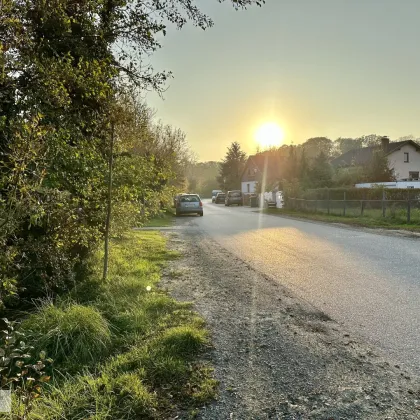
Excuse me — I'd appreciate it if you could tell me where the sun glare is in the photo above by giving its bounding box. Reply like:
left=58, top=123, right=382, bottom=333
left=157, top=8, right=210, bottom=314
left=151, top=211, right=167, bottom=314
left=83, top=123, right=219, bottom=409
left=255, top=122, right=285, bottom=149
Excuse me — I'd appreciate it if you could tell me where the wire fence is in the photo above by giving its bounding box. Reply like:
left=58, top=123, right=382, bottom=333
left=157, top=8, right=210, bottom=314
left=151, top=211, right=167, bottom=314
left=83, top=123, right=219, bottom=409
left=288, top=191, right=420, bottom=224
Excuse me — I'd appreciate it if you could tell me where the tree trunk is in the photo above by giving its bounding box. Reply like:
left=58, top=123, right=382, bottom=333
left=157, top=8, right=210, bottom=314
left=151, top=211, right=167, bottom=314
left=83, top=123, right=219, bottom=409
left=103, top=121, right=115, bottom=281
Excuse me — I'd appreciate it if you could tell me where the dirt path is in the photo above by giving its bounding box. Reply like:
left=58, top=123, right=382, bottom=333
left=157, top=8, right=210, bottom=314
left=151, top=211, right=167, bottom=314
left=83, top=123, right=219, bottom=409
left=160, top=228, right=420, bottom=420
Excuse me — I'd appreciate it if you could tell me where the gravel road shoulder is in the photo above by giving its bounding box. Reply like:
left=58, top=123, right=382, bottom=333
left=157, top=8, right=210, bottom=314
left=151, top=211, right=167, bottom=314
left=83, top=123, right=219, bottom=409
left=160, top=228, right=420, bottom=420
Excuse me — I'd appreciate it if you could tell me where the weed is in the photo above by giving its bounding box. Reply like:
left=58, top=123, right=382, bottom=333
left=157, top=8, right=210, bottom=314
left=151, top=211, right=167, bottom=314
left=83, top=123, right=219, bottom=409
left=169, top=268, right=185, bottom=278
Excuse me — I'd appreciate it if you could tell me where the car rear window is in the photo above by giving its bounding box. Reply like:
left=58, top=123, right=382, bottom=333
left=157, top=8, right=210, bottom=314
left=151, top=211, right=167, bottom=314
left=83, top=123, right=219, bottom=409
left=229, top=192, right=242, bottom=197
left=180, top=195, right=199, bottom=202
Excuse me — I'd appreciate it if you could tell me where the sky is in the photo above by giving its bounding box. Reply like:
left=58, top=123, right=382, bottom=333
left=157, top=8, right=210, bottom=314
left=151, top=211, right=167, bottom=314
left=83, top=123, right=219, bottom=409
left=145, top=0, right=420, bottom=161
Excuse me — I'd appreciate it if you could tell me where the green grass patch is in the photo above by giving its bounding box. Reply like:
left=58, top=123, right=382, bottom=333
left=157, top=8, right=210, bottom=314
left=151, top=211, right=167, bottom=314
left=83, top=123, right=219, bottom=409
left=17, top=231, right=216, bottom=419
left=144, top=210, right=175, bottom=227
left=21, top=302, right=112, bottom=370
left=263, top=208, right=420, bottom=231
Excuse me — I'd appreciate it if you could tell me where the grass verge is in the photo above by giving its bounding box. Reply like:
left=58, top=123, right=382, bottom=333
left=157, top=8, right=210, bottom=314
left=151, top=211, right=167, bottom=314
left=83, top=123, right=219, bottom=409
left=263, top=208, right=420, bottom=232
left=13, top=231, right=216, bottom=419
left=144, top=210, right=175, bottom=227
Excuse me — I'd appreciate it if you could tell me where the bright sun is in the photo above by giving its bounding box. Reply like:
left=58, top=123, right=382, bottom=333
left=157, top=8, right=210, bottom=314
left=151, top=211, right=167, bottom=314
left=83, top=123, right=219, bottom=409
left=255, top=122, right=285, bottom=148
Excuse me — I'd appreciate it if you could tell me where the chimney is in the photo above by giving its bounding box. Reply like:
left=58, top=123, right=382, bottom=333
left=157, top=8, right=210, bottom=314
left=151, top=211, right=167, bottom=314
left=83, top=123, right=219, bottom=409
left=381, top=136, right=389, bottom=151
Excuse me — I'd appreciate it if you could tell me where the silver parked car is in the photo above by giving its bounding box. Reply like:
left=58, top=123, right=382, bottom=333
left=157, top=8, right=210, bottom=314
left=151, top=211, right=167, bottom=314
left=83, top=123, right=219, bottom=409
left=225, top=190, right=243, bottom=206
left=175, top=194, right=204, bottom=217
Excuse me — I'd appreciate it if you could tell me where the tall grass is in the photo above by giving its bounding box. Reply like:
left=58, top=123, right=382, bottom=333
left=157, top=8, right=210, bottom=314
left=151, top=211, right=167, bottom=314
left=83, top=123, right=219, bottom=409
left=21, top=303, right=111, bottom=368
left=21, top=231, right=216, bottom=419
left=30, top=372, right=157, bottom=420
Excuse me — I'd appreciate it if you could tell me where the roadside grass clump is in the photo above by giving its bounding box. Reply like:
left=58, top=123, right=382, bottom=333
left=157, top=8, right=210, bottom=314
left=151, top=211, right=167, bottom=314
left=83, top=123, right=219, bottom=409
left=21, top=302, right=111, bottom=369
left=30, top=372, right=157, bottom=420
left=155, top=325, right=208, bottom=359
left=13, top=231, right=217, bottom=419
left=139, top=325, right=209, bottom=388
left=99, top=294, right=186, bottom=345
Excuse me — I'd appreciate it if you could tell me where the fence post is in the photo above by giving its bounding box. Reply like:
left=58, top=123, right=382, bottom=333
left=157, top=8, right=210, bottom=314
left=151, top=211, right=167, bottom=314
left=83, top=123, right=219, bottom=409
left=327, top=189, right=330, bottom=215
left=407, top=200, right=411, bottom=223
left=361, top=200, right=364, bottom=216
left=343, top=191, right=346, bottom=216
left=382, top=189, right=386, bottom=217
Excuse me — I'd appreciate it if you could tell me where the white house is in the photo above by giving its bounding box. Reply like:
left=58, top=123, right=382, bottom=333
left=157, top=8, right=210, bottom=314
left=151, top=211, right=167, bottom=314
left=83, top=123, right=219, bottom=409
left=331, top=137, right=420, bottom=181
left=240, top=152, right=285, bottom=207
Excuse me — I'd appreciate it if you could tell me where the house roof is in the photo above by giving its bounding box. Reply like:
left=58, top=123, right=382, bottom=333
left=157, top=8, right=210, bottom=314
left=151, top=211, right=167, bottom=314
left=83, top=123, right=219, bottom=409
left=331, top=140, right=420, bottom=167
left=241, top=152, right=285, bottom=182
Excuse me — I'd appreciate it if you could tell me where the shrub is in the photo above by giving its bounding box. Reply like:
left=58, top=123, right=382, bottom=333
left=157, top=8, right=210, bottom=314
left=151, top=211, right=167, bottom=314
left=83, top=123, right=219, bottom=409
left=0, top=318, right=53, bottom=420
left=21, top=303, right=111, bottom=368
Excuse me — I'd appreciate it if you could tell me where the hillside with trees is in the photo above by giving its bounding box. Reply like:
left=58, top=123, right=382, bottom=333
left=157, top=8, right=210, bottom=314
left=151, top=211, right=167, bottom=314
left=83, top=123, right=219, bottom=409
left=185, top=161, right=220, bottom=198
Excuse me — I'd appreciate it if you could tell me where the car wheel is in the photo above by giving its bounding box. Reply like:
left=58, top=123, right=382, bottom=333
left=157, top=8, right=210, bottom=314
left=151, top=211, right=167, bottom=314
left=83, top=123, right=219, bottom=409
left=175, top=211, right=180, bottom=217
left=199, top=212, right=204, bottom=217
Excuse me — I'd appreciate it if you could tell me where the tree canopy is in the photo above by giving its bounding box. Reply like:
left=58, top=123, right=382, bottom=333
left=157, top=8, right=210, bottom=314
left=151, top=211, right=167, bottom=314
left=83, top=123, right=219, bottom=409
left=0, top=0, right=264, bottom=309
left=218, top=142, right=247, bottom=191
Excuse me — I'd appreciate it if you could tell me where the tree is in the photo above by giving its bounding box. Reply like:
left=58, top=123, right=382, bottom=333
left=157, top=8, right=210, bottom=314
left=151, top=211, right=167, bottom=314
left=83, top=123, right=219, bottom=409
left=359, top=134, right=384, bottom=148
left=281, top=145, right=299, bottom=182
left=302, top=137, right=333, bottom=160
left=217, top=142, right=247, bottom=191
left=0, top=0, right=265, bottom=309
left=333, top=137, right=363, bottom=156
left=307, top=151, right=333, bottom=188
left=299, top=148, right=310, bottom=187
left=364, top=150, right=395, bottom=182
left=185, top=161, right=220, bottom=197
left=333, top=166, right=365, bottom=187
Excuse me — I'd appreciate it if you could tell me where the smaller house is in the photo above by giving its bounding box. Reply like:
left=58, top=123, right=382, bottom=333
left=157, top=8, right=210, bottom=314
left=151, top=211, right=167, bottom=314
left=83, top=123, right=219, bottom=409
left=331, top=137, right=420, bottom=181
left=241, top=151, right=285, bottom=206
left=241, top=154, right=264, bottom=195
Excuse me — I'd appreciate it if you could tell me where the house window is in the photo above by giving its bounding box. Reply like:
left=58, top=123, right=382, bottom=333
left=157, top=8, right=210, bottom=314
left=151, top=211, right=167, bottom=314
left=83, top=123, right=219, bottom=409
left=247, top=183, right=250, bottom=193
left=409, top=171, right=419, bottom=180
left=404, top=152, right=409, bottom=163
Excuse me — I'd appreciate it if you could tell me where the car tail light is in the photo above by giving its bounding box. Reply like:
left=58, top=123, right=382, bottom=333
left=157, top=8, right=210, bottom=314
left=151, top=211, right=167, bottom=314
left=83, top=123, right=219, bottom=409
left=199, top=201, right=203, bottom=207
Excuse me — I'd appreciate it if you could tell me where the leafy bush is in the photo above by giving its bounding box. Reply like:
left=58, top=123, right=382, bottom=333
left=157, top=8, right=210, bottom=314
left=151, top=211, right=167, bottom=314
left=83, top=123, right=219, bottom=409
left=0, top=318, right=53, bottom=420
left=21, top=303, right=111, bottom=368
left=281, top=179, right=302, bottom=207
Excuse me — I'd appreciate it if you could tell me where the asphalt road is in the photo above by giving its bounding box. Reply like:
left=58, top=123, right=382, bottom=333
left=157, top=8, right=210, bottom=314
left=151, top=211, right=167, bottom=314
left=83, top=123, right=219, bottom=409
left=176, top=199, right=420, bottom=374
